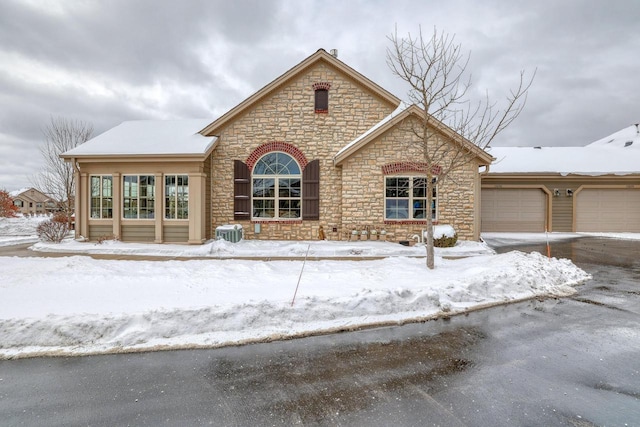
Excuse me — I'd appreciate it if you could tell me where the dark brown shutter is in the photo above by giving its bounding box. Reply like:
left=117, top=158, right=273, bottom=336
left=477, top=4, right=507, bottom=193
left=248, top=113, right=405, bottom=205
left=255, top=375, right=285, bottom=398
left=314, top=89, right=328, bottom=112
left=234, top=160, right=251, bottom=220
left=302, top=159, right=320, bottom=220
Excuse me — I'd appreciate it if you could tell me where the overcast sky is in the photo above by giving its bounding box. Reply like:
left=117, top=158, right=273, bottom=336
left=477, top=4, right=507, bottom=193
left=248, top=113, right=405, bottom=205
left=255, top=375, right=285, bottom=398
left=2, top=0, right=639, bottom=191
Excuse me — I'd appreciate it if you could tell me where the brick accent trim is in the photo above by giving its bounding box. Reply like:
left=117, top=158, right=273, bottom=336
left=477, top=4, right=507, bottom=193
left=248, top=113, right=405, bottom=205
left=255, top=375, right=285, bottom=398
left=246, top=142, right=309, bottom=170
left=382, top=162, right=441, bottom=176
left=252, top=220, right=302, bottom=225
left=312, top=82, right=332, bottom=91
left=384, top=220, right=439, bottom=225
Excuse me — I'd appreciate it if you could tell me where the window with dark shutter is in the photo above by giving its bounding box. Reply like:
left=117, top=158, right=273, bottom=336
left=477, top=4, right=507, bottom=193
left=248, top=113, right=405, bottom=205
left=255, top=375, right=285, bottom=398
left=302, top=159, right=320, bottom=220
left=234, top=160, right=251, bottom=220
left=314, top=89, right=328, bottom=113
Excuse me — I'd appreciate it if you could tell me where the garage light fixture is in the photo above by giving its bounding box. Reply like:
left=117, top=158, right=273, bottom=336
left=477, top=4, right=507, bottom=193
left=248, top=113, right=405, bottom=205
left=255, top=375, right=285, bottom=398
left=566, top=189, right=573, bottom=197
left=553, top=189, right=561, bottom=197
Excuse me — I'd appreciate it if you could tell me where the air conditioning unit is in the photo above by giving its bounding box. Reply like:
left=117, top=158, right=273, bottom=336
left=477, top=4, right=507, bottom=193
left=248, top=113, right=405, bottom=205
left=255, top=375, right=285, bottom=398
left=215, top=224, right=243, bottom=243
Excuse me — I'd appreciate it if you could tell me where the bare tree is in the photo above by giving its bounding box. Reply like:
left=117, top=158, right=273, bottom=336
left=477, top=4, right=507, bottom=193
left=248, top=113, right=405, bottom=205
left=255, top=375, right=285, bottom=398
left=387, top=26, right=535, bottom=269
left=31, top=117, right=93, bottom=222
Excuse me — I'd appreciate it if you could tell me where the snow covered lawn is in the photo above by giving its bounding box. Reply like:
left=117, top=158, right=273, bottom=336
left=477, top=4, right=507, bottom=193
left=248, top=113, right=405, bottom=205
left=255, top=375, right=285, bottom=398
left=0, top=217, right=592, bottom=359
left=0, top=215, right=49, bottom=247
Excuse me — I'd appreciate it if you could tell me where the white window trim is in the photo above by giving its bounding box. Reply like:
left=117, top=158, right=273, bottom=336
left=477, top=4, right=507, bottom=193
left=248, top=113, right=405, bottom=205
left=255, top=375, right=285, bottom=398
left=384, top=175, right=438, bottom=221
left=251, top=152, right=302, bottom=220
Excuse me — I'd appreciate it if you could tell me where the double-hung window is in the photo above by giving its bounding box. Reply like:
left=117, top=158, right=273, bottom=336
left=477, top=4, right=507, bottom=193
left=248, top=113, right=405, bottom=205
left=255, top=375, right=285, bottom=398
left=90, top=175, right=113, bottom=219
left=385, top=176, right=437, bottom=220
left=165, top=175, right=189, bottom=219
left=123, top=175, right=155, bottom=219
left=252, top=152, right=301, bottom=219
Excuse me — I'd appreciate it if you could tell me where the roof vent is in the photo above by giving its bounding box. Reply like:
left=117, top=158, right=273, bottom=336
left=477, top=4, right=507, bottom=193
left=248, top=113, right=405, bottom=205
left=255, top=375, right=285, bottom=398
left=625, top=141, right=633, bottom=147
left=330, top=49, right=338, bottom=58
left=635, top=123, right=639, bottom=134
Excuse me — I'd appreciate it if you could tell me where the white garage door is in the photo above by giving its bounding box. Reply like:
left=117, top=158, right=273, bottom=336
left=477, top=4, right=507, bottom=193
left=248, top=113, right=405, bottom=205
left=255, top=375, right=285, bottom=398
left=576, top=188, right=640, bottom=232
left=482, top=188, right=546, bottom=232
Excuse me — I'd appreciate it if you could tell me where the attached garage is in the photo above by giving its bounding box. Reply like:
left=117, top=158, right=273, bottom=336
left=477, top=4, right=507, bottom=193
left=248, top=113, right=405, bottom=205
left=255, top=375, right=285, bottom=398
left=483, top=131, right=640, bottom=234
left=481, top=188, right=547, bottom=232
left=575, top=188, right=640, bottom=232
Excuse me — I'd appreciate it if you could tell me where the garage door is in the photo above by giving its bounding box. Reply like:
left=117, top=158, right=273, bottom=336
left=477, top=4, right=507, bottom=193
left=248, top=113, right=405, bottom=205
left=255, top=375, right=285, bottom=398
left=576, top=188, right=640, bottom=232
left=482, top=188, right=546, bottom=232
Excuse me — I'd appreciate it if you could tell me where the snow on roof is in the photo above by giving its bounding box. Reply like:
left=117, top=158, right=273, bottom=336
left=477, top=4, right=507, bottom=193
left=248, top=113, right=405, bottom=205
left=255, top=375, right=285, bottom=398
left=9, top=188, right=30, bottom=197
left=335, top=102, right=409, bottom=158
left=488, top=146, right=640, bottom=175
left=586, top=123, right=640, bottom=149
left=62, top=119, right=217, bottom=157
left=488, top=122, right=640, bottom=176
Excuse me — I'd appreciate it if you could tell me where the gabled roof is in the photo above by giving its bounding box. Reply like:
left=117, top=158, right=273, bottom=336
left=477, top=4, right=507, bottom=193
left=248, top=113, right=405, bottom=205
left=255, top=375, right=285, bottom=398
left=586, top=123, right=640, bottom=149
left=334, top=103, right=494, bottom=166
left=61, top=119, right=217, bottom=160
left=199, top=49, right=401, bottom=136
left=9, top=188, right=51, bottom=202
left=9, top=188, right=31, bottom=198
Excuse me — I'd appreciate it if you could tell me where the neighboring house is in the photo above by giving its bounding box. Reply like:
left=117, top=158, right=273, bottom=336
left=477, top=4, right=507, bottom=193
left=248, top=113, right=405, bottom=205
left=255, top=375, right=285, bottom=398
left=482, top=124, right=640, bottom=233
left=10, top=188, right=56, bottom=215
left=61, top=49, right=493, bottom=244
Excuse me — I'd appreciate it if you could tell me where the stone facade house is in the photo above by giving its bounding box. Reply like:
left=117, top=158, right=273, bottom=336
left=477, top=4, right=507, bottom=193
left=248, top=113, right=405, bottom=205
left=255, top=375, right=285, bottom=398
left=62, top=49, right=493, bottom=244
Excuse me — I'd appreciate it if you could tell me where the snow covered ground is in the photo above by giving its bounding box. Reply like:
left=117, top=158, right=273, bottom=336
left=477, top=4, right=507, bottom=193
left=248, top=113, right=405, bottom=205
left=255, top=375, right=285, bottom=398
left=0, top=216, right=595, bottom=359
left=0, top=215, right=50, bottom=247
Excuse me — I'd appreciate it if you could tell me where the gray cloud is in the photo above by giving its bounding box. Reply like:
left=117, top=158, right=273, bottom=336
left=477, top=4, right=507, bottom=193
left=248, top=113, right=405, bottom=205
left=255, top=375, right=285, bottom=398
left=1, top=0, right=639, bottom=190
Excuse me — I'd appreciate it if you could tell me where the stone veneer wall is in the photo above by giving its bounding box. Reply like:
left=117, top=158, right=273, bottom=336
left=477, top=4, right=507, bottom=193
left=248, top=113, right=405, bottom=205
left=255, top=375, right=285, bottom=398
left=340, top=118, right=480, bottom=241
left=209, top=61, right=397, bottom=240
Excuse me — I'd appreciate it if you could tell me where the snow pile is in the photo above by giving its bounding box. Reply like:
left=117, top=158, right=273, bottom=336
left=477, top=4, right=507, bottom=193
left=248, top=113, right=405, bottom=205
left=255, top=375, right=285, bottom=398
left=0, top=215, right=49, bottom=247
left=431, top=224, right=456, bottom=239
left=0, top=249, right=589, bottom=359
left=0, top=217, right=592, bottom=358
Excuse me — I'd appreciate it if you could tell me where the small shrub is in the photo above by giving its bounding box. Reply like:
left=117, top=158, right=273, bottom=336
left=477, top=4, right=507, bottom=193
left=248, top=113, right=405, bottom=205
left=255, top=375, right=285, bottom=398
left=37, top=216, right=69, bottom=243
left=96, top=234, right=119, bottom=244
left=434, top=233, right=458, bottom=248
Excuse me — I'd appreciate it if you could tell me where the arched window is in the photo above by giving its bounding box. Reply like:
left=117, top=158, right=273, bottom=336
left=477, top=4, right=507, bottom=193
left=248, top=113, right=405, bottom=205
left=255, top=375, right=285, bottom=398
left=252, top=152, right=302, bottom=219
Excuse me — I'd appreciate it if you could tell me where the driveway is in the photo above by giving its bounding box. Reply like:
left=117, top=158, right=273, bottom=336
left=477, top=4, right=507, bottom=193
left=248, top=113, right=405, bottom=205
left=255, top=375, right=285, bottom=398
left=0, top=237, right=638, bottom=426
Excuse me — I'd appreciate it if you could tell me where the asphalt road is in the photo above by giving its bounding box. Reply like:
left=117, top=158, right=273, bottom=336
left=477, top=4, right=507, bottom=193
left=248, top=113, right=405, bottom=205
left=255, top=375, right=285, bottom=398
left=0, top=237, right=639, bottom=426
